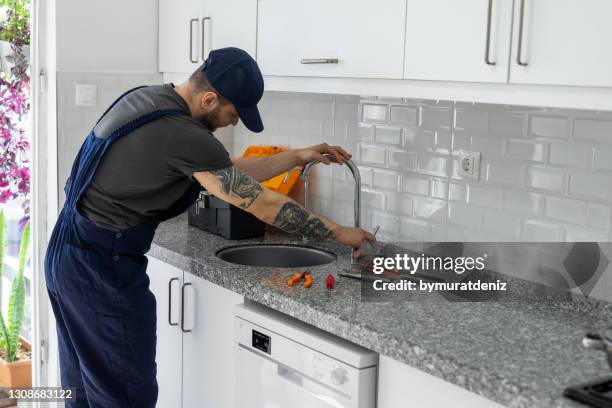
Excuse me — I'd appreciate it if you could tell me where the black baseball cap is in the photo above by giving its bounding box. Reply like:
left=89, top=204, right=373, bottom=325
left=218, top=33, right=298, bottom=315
left=201, top=47, right=264, bottom=133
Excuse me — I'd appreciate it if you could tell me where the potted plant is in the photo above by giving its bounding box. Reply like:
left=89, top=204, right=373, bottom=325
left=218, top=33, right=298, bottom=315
left=0, top=0, right=29, bottom=76
left=0, top=211, right=31, bottom=387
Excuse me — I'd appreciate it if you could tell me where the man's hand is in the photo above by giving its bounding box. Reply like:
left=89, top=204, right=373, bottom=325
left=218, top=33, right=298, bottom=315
left=295, top=143, right=352, bottom=166
left=331, top=226, right=376, bottom=250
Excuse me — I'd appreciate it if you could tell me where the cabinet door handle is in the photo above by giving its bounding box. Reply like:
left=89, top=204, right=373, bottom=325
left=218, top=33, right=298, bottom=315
left=189, top=18, right=198, bottom=63
left=516, top=0, right=528, bottom=66
left=201, top=17, right=211, bottom=61
left=168, top=277, right=179, bottom=326
left=181, top=282, right=192, bottom=333
left=484, top=0, right=496, bottom=65
left=300, top=58, right=339, bottom=64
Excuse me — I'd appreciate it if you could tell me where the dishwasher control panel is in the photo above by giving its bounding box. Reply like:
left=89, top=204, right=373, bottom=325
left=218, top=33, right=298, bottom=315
left=252, top=329, right=271, bottom=354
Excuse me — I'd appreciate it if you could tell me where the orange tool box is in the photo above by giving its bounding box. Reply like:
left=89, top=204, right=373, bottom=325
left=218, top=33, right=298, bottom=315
left=241, top=145, right=303, bottom=196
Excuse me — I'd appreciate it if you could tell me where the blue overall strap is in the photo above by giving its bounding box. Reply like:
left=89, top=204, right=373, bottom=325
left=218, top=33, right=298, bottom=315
left=62, top=85, right=148, bottom=198
left=94, top=85, right=147, bottom=125
left=64, top=108, right=186, bottom=208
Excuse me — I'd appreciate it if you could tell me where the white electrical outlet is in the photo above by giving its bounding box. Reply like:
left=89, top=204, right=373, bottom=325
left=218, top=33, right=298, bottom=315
left=75, top=83, right=98, bottom=107
left=456, top=150, right=481, bottom=180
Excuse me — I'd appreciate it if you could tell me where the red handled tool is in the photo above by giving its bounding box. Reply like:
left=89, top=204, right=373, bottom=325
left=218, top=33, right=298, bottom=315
left=326, top=274, right=335, bottom=290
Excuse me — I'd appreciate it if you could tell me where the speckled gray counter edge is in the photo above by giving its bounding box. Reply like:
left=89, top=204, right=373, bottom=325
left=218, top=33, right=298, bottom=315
left=149, top=218, right=611, bottom=408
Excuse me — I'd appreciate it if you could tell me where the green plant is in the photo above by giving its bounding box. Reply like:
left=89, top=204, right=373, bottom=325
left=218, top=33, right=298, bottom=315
left=0, top=210, right=29, bottom=362
left=0, top=0, right=29, bottom=45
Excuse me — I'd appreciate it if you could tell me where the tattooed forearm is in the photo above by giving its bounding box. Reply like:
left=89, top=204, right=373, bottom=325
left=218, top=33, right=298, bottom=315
left=273, top=202, right=332, bottom=240
left=210, top=166, right=263, bottom=209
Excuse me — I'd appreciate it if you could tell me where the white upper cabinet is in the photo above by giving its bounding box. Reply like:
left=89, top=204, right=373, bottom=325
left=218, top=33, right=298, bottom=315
left=201, top=0, right=258, bottom=60
left=158, top=0, right=203, bottom=73
left=509, top=0, right=612, bottom=87
left=404, top=0, right=513, bottom=83
left=159, top=0, right=257, bottom=73
left=256, top=0, right=407, bottom=79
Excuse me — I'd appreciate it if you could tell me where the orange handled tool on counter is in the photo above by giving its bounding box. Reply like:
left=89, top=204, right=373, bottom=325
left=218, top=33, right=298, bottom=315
left=287, top=272, right=313, bottom=288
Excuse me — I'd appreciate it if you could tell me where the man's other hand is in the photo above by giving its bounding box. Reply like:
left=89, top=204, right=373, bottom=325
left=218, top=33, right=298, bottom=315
left=295, top=143, right=352, bottom=166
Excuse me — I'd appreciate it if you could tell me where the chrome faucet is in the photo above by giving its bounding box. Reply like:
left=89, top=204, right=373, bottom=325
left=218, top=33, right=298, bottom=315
left=300, top=153, right=361, bottom=228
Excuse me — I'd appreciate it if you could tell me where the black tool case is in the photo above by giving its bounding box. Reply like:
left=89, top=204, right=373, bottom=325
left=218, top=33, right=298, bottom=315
left=187, top=190, right=265, bottom=240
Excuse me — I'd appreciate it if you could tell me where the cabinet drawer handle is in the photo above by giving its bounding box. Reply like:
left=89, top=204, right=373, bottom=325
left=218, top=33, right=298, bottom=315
left=201, top=17, right=211, bottom=61
left=181, top=282, right=192, bottom=333
left=300, top=58, right=339, bottom=64
left=484, top=0, right=496, bottom=65
left=189, top=18, right=198, bottom=63
left=168, top=277, right=179, bottom=326
left=516, top=0, right=528, bottom=66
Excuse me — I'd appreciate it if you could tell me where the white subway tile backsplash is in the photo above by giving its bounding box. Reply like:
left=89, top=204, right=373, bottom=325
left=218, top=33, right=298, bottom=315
left=506, top=140, right=546, bottom=162
left=467, top=184, right=502, bottom=209
left=587, top=203, right=611, bottom=231
left=404, top=128, right=436, bottom=150
left=233, top=91, right=612, bottom=244
left=431, top=179, right=449, bottom=199
left=270, top=96, right=292, bottom=115
left=374, top=126, right=402, bottom=145
left=370, top=211, right=399, bottom=236
left=399, top=195, right=414, bottom=215
left=449, top=182, right=468, bottom=203
left=544, top=197, right=586, bottom=225
left=361, top=189, right=386, bottom=211
left=593, top=147, right=612, bottom=171
left=414, top=198, right=446, bottom=222
left=417, top=154, right=448, bottom=177
left=568, top=171, right=612, bottom=202
left=362, top=104, right=387, bottom=122
left=526, top=167, right=566, bottom=192
left=387, top=149, right=417, bottom=170
left=490, top=112, right=525, bottom=137
left=372, top=169, right=400, bottom=191
left=549, top=143, right=592, bottom=169
left=358, top=143, right=386, bottom=166
left=448, top=202, right=482, bottom=228
left=483, top=210, right=520, bottom=238
left=335, top=102, right=359, bottom=120
left=485, top=162, right=524, bottom=187
left=454, top=107, right=488, bottom=131
left=471, top=135, right=504, bottom=159
left=574, top=118, right=612, bottom=143
left=390, top=106, right=418, bottom=125
left=358, top=124, right=373, bottom=141
left=564, top=228, right=609, bottom=242
left=420, top=106, right=452, bottom=131
left=402, top=174, right=431, bottom=196
left=529, top=115, right=569, bottom=139
left=503, top=186, right=543, bottom=217
left=452, top=130, right=471, bottom=150
left=521, top=220, right=562, bottom=241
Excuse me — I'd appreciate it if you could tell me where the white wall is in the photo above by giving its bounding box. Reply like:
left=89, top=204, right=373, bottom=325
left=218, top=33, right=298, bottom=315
left=234, top=91, right=612, bottom=302
left=56, top=0, right=158, bottom=72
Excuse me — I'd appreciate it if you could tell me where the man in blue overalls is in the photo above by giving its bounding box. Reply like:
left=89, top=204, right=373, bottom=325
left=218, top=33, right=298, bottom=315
left=45, top=47, right=375, bottom=407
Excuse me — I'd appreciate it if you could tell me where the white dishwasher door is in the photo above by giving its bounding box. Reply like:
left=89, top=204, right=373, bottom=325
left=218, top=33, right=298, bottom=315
left=235, top=303, right=377, bottom=408
left=237, top=346, right=352, bottom=408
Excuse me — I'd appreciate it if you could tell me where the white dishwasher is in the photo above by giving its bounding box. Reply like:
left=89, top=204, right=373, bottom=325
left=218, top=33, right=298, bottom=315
left=235, top=303, right=378, bottom=408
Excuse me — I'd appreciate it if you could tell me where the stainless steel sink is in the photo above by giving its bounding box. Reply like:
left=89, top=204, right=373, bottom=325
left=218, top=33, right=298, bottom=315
left=216, top=244, right=337, bottom=268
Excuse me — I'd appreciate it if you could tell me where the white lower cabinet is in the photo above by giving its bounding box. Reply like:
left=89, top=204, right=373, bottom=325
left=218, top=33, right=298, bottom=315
left=377, top=354, right=504, bottom=408
left=181, top=274, right=244, bottom=408
left=147, top=257, right=244, bottom=408
left=147, top=256, right=184, bottom=408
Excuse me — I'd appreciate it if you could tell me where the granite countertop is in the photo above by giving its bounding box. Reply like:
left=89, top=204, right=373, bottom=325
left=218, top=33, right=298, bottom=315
left=149, top=213, right=612, bottom=408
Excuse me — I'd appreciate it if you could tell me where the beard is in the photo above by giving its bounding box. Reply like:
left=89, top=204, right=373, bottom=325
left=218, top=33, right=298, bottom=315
left=197, top=107, right=222, bottom=132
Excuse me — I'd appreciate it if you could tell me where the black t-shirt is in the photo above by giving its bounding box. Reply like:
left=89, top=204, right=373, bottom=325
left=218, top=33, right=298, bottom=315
left=77, top=84, right=233, bottom=230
